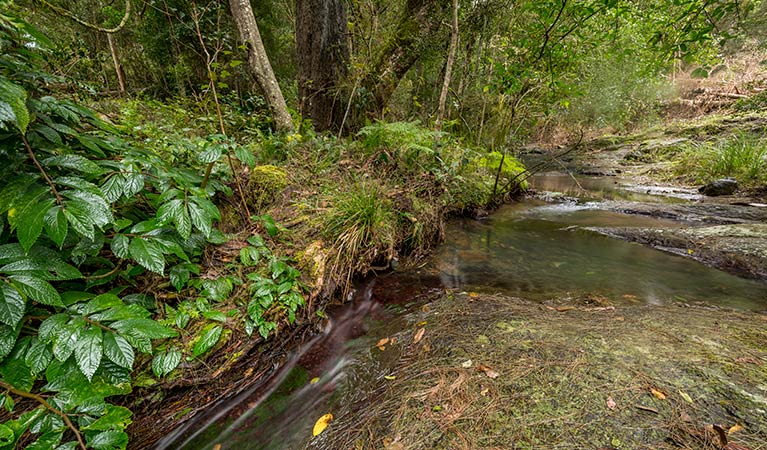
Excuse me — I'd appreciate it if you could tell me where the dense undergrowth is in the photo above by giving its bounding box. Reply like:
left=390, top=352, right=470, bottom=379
left=0, top=13, right=525, bottom=449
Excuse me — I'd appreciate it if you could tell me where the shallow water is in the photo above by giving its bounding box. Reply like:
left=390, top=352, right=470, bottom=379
left=157, top=174, right=767, bottom=449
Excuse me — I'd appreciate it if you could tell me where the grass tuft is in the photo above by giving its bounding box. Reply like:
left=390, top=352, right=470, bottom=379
left=675, top=133, right=767, bottom=187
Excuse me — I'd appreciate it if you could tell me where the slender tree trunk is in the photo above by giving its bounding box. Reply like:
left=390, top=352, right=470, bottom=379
left=435, top=0, right=458, bottom=130
left=106, top=32, right=126, bottom=94
left=228, top=0, right=294, bottom=132
left=296, top=0, right=350, bottom=133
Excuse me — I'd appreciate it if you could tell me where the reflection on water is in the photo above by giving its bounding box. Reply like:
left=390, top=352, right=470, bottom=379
left=528, top=172, right=698, bottom=202
left=436, top=203, right=767, bottom=310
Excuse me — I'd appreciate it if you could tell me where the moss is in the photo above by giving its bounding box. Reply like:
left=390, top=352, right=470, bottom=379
left=248, top=164, right=289, bottom=212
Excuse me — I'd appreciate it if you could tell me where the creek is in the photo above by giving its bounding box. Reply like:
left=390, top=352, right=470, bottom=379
left=155, top=173, right=767, bottom=450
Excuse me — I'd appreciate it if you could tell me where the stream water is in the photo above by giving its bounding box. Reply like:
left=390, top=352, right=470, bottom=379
left=155, top=174, right=767, bottom=450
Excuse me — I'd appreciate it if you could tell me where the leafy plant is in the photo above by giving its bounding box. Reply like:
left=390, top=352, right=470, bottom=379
left=675, top=133, right=767, bottom=186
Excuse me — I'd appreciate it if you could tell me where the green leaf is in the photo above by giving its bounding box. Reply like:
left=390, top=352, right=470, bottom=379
left=110, top=234, right=129, bottom=259
left=17, top=198, right=54, bottom=252
left=233, top=145, right=256, bottom=168
left=10, top=275, right=63, bottom=306
left=62, top=190, right=112, bottom=226
left=38, top=313, right=68, bottom=342
left=83, top=405, right=132, bottom=431
left=123, top=173, right=145, bottom=197
left=51, top=318, right=83, bottom=362
left=25, top=338, right=53, bottom=375
left=0, top=283, right=25, bottom=327
left=0, top=77, right=30, bottom=133
left=31, top=124, right=62, bottom=145
left=43, top=206, right=68, bottom=248
left=87, top=430, right=128, bottom=450
left=100, top=175, right=126, bottom=203
left=0, top=423, right=14, bottom=446
left=74, top=326, right=102, bottom=380
left=111, top=318, right=177, bottom=339
left=198, top=145, right=223, bottom=163
left=25, top=431, right=62, bottom=450
left=0, top=323, right=19, bottom=359
left=128, top=238, right=165, bottom=275
left=0, top=243, right=25, bottom=263
left=42, top=154, right=103, bottom=175
left=690, top=67, right=709, bottom=79
left=157, top=199, right=192, bottom=239
left=0, top=357, right=33, bottom=392
left=62, top=201, right=95, bottom=239
left=151, top=348, right=181, bottom=377
left=192, top=324, right=222, bottom=357
left=102, top=332, right=134, bottom=370
left=187, top=200, right=212, bottom=238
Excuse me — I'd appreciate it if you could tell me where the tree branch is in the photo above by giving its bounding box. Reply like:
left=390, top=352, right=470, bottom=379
left=37, top=0, right=131, bottom=34
left=0, top=380, right=86, bottom=450
left=22, top=135, right=63, bottom=206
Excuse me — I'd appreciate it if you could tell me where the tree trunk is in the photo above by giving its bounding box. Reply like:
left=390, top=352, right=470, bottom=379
left=435, top=0, right=458, bottom=130
left=228, top=0, right=294, bottom=132
left=296, top=0, right=350, bottom=133
left=358, top=0, right=449, bottom=120
left=106, top=32, right=126, bottom=94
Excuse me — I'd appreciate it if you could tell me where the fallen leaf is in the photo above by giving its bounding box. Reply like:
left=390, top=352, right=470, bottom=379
left=312, top=413, right=333, bottom=436
left=310, top=377, right=320, bottom=384
left=416, top=321, right=427, bottom=327
left=622, top=294, right=637, bottom=299
left=480, top=386, right=490, bottom=397
left=213, top=445, right=221, bottom=450
left=734, top=356, right=761, bottom=365
left=384, top=375, right=396, bottom=380
left=468, top=292, right=480, bottom=298
left=650, top=388, right=666, bottom=400
left=615, top=316, right=625, bottom=321
left=461, top=359, right=473, bottom=368
left=556, top=306, right=576, bottom=312
left=376, top=337, right=390, bottom=351
left=728, top=424, right=744, bottom=434
left=413, top=327, right=426, bottom=344
left=607, top=396, right=616, bottom=410
left=477, top=364, right=499, bottom=379
left=687, top=249, right=694, bottom=255
left=678, top=390, right=693, bottom=404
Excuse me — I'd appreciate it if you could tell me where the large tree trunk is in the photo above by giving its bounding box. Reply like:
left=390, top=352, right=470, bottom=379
left=358, top=0, right=449, bottom=120
left=228, top=0, right=294, bottom=132
left=435, top=0, right=458, bottom=130
left=296, top=0, right=350, bottom=133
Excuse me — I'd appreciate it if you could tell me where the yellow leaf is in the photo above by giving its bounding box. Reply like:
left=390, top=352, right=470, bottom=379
left=728, top=423, right=744, bottom=434
left=310, top=377, right=320, bottom=384
left=416, top=321, right=427, bottom=327
left=650, top=388, right=666, bottom=400
left=312, top=413, right=333, bottom=436
left=376, top=337, right=390, bottom=351
left=384, top=375, right=396, bottom=380
left=678, top=390, right=693, bottom=404
left=468, top=292, right=479, bottom=298
left=687, top=249, right=694, bottom=255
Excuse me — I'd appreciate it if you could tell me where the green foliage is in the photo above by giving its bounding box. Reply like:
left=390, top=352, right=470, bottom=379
left=248, top=165, right=289, bottom=212
left=675, top=133, right=767, bottom=186
left=358, top=121, right=442, bottom=174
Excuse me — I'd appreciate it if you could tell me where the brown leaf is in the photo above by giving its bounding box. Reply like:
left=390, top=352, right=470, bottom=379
left=468, top=292, right=480, bottom=298
left=413, top=327, right=426, bottom=344
left=728, top=424, right=744, bottom=434
left=650, top=388, right=666, bottom=400
left=556, top=306, right=576, bottom=312
left=606, top=396, right=616, bottom=410
left=477, top=364, right=499, bottom=379
left=376, top=337, right=390, bottom=351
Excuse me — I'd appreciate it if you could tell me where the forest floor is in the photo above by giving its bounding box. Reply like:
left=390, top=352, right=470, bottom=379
left=317, top=292, right=767, bottom=450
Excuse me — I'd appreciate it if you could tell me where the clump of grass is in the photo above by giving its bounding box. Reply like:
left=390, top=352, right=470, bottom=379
left=675, top=133, right=767, bottom=187
left=324, top=182, right=398, bottom=285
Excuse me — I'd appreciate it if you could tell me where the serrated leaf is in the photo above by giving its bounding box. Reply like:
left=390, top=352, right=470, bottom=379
left=151, top=348, right=181, bottom=377
left=100, top=175, right=126, bottom=203
left=83, top=405, right=132, bottom=432
left=62, top=201, right=95, bottom=239
left=187, top=201, right=212, bottom=238
left=25, top=338, right=53, bottom=375
left=102, top=332, right=134, bottom=369
left=111, top=318, right=177, bottom=339
left=0, top=323, right=19, bottom=360
left=0, top=243, right=25, bottom=263
left=43, top=206, right=68, bottom=247
left=32, top=124, right=62, bottom=145
left=62, top=191, right=112, bottom=226
left=0, top=283, right=25, bottom=327
left=234, top=145, right=256, bottom=168
left=0, top=358, right=33, bottom=392
left=17, top=198, right=54, bottom=252
left=75, top=326, right=102, bottom=380
left=0, top=77, right=29, bottom=132
left=192, top=324, right=222, bottom=357
left=110, top=234, right=129, bottom=259
left=42, top=154, right=102, bottom=175
left=0, top=423, right=13, bottom=446
left=123, top=173, right=144, bottom=197
left=52, top=318, right=83, bottom=362
left=87, top=430, right=128, bottom=450
left=10, top=275, right=62, bottom=306
left=89, top=304, right=149, bottom=322
left=198, top=145, right=223, bottom=163
left=128, top=237, right=164, bottom=274
left=38, top=313, right=68, bottom=342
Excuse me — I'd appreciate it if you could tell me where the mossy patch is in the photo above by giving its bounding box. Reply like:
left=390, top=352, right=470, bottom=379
left=248, top=164, right=289, bottom=212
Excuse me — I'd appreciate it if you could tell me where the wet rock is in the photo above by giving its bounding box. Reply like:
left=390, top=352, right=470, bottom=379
left=699, top=178, right=738, bottom=196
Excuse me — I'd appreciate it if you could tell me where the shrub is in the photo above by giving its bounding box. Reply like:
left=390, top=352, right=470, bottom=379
left=675, top=133, right=767, bottom=186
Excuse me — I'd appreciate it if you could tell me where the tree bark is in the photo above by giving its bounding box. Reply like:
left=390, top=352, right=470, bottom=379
left=435, top=0, right=458, bottom=130
left=228, top=0, right=294, bottom=132
left=106, top=32, right=126, bottom=94
left=358, top=0, right=449, bottom=120
left=296, top=0, right=350, bottom=133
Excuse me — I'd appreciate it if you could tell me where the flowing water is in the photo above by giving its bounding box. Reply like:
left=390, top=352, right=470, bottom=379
left=156, top=174, right=767, bottom=450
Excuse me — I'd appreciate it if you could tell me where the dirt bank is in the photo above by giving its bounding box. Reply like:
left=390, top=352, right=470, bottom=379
left=315, top=292, right=767, bottom=449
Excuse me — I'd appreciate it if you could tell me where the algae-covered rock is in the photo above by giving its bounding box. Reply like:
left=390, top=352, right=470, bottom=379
left=248, top=164, right=288, bottom=211
left=699, top=177, right=738, bottom=196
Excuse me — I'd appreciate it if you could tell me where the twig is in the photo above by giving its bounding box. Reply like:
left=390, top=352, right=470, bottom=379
left=23, top=135, right=63, bottom=206
left=38, top=0, right=131, bottom=34
left=0, top=380, right=86, bottom=450
left=83, top=262, right=122, bottom=281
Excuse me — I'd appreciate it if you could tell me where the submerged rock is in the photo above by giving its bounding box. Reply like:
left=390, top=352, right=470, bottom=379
left=699, top=178, right=738, bottom=196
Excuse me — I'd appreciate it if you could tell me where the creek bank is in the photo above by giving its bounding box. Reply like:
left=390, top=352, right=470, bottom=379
left=589, top=224, right=767, bottom=282
left=314, top=292, right=767, bottom=450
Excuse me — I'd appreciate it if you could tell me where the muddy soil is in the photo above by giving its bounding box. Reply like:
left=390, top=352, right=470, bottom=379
left=315, top=292, right=767, bottom=450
